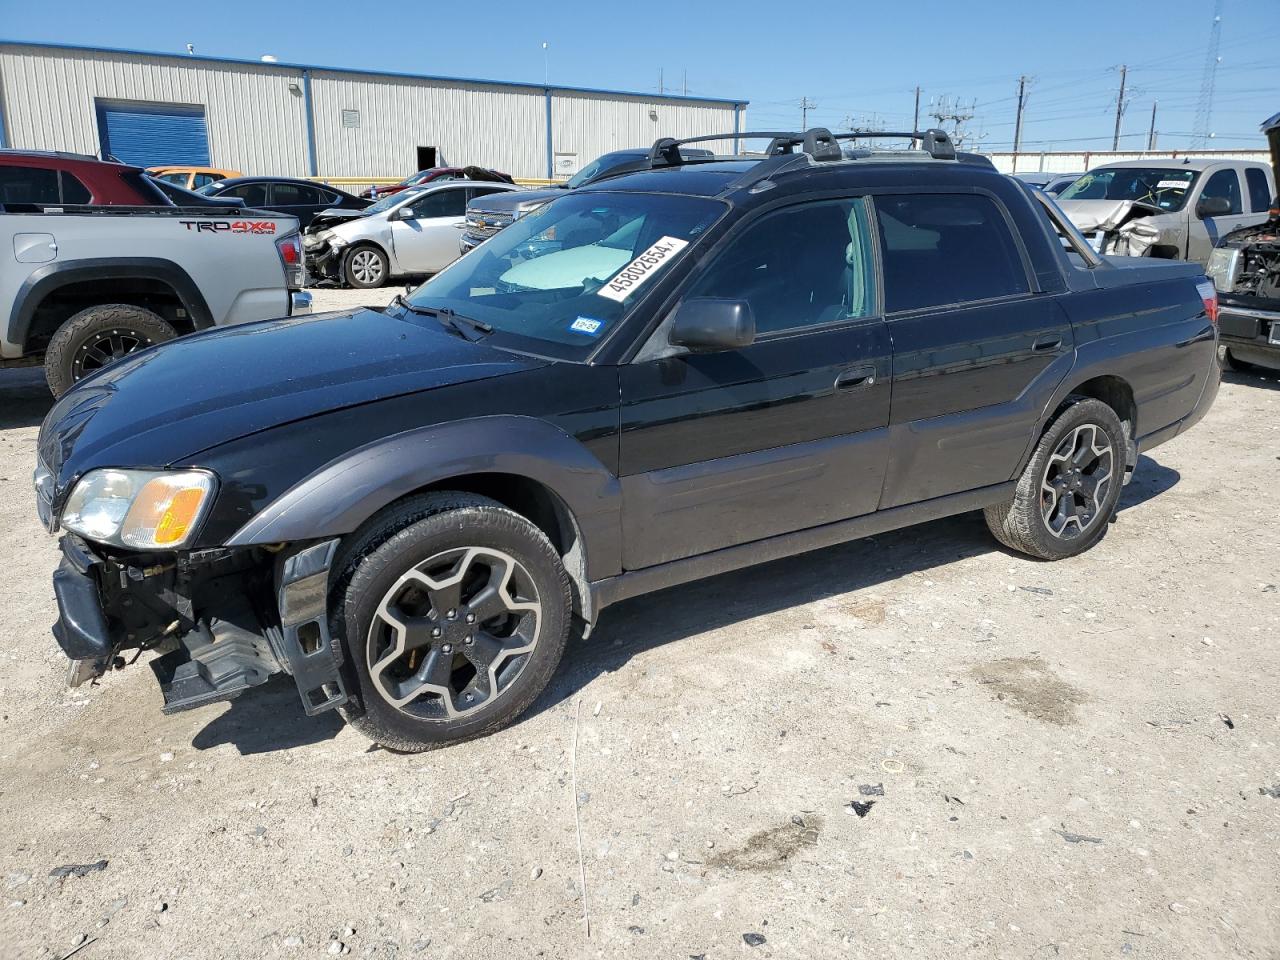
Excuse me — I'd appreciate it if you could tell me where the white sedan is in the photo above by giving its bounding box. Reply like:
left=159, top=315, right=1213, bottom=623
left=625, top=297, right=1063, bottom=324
left=305, top=180, right=521, bottom=288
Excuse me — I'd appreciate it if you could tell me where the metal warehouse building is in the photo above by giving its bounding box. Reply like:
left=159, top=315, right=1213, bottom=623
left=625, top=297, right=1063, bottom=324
left=0, top=41, right=748, bottom=182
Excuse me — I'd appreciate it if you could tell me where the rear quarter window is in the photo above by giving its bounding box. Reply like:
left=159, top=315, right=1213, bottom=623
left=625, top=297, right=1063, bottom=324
left=874, top=194, right=1030, bottom=312
left=0, top=165, right=61, bottom=204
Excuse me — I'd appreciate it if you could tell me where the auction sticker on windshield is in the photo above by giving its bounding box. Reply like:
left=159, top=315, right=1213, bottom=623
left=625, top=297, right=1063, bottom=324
left=597, top=236, right=689, bottom=302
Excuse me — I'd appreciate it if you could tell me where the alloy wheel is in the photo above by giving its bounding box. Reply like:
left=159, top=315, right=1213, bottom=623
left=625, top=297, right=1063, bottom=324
left=71, top=328, right=154, bottom=381
left=366, top=547, right=541, bottom=720
left=1039, top=423, right=1114, bottom=540
left=350, top=249, right=384, bottom=285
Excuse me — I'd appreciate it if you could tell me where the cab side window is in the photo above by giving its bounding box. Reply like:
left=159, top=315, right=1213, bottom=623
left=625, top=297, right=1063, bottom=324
left=406, top=189, right=467, bottom=220
left=1245, top=167, right=1273, bottom=213
left=1200, top=169, right=1242, bottom=216
left=874, top=194, right=1029, bottom=312
left=684, top=198, right=877, bottom=335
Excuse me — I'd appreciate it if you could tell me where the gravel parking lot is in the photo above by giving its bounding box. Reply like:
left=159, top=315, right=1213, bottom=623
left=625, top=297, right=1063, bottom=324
left=1, top=293, right=1277, bottom=959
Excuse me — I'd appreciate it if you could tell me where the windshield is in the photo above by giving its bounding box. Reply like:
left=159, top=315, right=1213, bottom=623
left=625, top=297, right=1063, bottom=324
left=565, top=151, right=641, bottom=189
left=195, top=181, right=220, bottom=195
left=407, top=191, right=725, bottom=359
left=364, top=190, right=422, bottom=215
left=1058, top=167, right=1198, bottom=211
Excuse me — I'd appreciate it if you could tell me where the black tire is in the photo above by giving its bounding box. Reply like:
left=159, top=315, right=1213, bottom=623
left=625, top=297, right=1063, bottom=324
left=330, top=492, right=571, bottom=751
left=343, top=244, right=389, bottom=289
left=984, top=397, right=1126, bottom=560
left=1220, top=347, right=1254, bottom=373
left=44, top=303, right=178, bottom=397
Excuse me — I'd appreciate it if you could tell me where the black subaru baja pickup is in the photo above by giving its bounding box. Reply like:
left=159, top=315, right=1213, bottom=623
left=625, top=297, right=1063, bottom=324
left=36, top=128, right=1220, bottom=751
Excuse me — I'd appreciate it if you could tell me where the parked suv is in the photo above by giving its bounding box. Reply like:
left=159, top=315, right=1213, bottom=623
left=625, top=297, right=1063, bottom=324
left=459, top=147, right=714, bottom=252
left=1056, top=158, right=1274, bottom=264
left=36, top=128, right=1219, bottom=751
left=0, top=151, right=169, bottom=206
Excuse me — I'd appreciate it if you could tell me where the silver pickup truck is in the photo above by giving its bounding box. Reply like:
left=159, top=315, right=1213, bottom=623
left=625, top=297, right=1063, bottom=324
left=2, top=205, right=311, bottom=394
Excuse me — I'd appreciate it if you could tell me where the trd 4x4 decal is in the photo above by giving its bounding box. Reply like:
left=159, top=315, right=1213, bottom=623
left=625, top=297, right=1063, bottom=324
left=179, top=220, right=278, bottom=234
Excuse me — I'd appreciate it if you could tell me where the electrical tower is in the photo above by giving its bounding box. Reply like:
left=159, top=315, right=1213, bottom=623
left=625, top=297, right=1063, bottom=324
left=929, top=96, right=978, bottom=147
left=1192, top=0, right=1224, bottom=148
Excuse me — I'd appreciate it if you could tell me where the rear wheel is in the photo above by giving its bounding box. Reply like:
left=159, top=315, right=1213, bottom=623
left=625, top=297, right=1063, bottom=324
left=331, top=493, right=571, bottom=751
left=44, top=303, right=177, bottom=396
left=343, top=244, right=389, bottom=288
left=985, top=398, right=1126, bottom=560
left=1220, top=347, right=1254, bottom=373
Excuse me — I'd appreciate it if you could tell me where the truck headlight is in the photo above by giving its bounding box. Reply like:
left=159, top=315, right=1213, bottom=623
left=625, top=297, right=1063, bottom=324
left=1206, top=247, right=1241, bottom=294
left=60, top=469, right=217, bottom=550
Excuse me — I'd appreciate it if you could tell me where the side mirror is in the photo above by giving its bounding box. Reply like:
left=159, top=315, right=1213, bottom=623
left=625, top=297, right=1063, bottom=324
left=393, top=206, right=415, bottom=221
left=668, top=298, right=755, bottom=352
left=1196, top=196, right=1231, bottom=218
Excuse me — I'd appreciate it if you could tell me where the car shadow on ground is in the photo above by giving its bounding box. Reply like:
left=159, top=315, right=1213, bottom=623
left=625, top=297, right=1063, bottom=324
left=530, top=454, right=1181, bottom=721
left=1222, top=368, right=1280, bottom=392
left=191, top=675, right=344, bottom=755
left=0, top=369, right=54, bottom=429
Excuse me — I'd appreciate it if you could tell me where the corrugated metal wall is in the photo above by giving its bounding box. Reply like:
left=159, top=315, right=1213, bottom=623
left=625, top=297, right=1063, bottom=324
left=310, top=72, right=547, bottom=178
left=0, top=43, right=745, bottom=182
left=0, top=44, right=310, bottom=175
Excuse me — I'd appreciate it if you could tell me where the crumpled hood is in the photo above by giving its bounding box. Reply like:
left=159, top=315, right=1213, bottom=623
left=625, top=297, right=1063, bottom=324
left=468, top=187, right=563, bottom=215
left=38, top=307, right=545, bottom=490
left=1058, top=199, right=1164, bottom=232
left=308, top=207, right=368, bottom=233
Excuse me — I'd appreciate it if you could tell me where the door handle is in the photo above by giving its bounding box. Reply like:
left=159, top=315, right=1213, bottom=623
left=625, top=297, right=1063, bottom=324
left=835, top=364, right=877, bottom=390
left=1032, top=335, right=1063, bottom=352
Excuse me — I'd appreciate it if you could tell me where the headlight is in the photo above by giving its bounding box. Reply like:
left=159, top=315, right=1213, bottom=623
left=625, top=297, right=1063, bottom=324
left=60, top=469, right=217, bottom=550
left=1206, top=247, right=1241, bottom=294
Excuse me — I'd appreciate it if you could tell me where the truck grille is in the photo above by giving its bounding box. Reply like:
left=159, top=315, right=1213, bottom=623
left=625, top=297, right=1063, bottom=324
left=464, top=211, right=514, bottom=241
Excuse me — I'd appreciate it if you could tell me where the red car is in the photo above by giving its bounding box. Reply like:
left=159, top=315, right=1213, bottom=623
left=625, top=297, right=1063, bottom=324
left=0, top=150, right=169, bottom=206
left=361, top=166, right=513, bottom=199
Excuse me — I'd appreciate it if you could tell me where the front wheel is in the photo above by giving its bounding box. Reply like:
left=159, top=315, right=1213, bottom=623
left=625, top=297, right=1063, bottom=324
left=343, top=244, right=389, bottom=288
left=985, top=398, right=1126, bottom=560
left=44, top=303, right=177, bottom=396
left=331, top=493, right=571, bottom=751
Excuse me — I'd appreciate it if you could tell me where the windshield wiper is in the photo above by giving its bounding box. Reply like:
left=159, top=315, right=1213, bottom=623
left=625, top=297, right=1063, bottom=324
left=395, top=299, right=493, bottom=340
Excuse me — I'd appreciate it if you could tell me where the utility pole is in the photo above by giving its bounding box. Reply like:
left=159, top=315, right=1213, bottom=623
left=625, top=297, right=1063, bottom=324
left=800, top=96, right=816, bottom=129
left=1112, top=64, right=1128, bottom=151
left=682, top=69, right=687, bottom=96
left=912, top=85, right=921, bottom=132
left=1012, top=75, right=1029, bottom=157
left=1147, top=101, right=1158, bottom=151
left=658, top=68, right=664, bottom=95
left=930, top=96, right=976, bottom=148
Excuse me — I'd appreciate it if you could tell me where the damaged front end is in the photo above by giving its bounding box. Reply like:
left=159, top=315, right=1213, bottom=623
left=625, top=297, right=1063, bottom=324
left=54, top=534, right=348, bottom=717
left=1065, top=200, right=1173, bottom=258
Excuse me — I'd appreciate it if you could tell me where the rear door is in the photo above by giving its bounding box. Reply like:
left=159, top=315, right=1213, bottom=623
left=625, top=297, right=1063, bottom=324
left=873, top=192, right=1075, bottom=508
left=268, top=182, right=331, bottom=229
left=390, top=186, right=469, bottom=273
left=618, top=196, right=892, bottom=569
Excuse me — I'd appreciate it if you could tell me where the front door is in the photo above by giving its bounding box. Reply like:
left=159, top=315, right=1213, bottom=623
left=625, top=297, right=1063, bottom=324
left=618, top=197, right=892, bottom=570
left=390, top=186, right=469, bottom=273
left=1187, top=167, right=1259, bottom=263
left=268, top=182, right=329, bottom=229
left=871, top=192, right=1075, bottom=508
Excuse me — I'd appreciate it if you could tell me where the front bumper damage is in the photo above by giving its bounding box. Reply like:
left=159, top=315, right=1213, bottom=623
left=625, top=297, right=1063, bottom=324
left=51, top=536, right=348, bottom=716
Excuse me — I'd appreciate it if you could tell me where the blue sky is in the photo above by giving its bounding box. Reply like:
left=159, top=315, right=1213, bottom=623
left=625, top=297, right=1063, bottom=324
left=7, top=0, right=1278, bottom=152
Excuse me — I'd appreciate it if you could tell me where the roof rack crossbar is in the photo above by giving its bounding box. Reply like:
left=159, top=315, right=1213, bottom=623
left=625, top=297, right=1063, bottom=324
left=836, top=129, right=957, bottom=160
left=647, top=126, right=957, bottom=169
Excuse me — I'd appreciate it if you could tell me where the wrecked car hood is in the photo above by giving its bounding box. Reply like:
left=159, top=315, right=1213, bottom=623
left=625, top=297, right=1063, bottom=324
left=1057, top=199, right=1165, bottom=233
left=308, top=207, right=368, bottom=232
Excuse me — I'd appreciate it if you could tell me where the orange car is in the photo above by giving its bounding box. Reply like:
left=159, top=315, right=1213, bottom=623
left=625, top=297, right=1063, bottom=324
left=147, top=166, right=241, bottom=190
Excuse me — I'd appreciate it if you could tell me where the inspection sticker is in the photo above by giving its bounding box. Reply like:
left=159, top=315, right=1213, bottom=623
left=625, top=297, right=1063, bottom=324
left=596, top=236, right=689, bottom=302
left=569, top=316, right=604, bottom=336
left=1156, top=180, right=1190, bottom=190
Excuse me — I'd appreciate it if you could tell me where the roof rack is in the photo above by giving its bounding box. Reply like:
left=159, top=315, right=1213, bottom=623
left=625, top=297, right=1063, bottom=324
left=648, top=126, right=958, bottom=167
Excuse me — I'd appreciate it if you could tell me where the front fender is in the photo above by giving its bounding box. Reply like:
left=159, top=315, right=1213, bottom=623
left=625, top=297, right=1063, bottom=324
left=224, top=414, right=622, bottom=580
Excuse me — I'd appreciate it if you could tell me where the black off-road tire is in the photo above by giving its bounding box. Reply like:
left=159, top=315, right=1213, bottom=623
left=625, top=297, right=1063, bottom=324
left=44, top=303, right=177, bottom=396
left=343, top=244, right=390, bottom=289
left=329, top=492, right=572, bottom=752
left=984, top=397, right=1126, bottom=561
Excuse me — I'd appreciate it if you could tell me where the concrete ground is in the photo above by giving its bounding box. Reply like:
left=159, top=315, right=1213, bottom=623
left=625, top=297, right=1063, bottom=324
left=0, top=291, right=1277, bottom=959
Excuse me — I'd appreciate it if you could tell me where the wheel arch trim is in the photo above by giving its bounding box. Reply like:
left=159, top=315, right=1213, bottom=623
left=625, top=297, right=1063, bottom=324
left=224, top=415, right=622, bottom=609
left=7, top=257, right=215, bottom=354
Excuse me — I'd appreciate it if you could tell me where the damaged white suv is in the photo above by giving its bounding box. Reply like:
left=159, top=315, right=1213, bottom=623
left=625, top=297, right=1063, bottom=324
left=1056, top=158, right=1274, bottom=266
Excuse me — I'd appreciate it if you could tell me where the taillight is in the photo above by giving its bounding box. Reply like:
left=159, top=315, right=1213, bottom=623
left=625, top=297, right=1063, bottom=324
left=1195, top=278, right=1218, bottom=326
left=275, top=233, right=305, bottom=289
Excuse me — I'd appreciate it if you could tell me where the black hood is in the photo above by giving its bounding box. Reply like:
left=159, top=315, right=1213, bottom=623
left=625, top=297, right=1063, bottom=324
left=38, top=307, right=545, bottom=492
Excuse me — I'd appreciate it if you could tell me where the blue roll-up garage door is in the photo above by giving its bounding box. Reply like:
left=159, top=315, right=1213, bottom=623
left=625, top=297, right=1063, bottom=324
left=95, top=100, right=210, bottom=168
